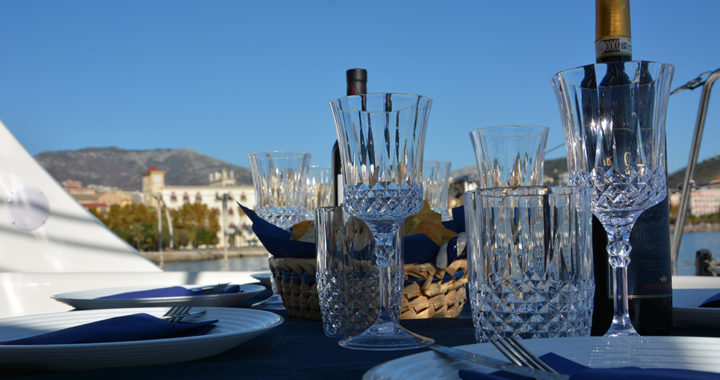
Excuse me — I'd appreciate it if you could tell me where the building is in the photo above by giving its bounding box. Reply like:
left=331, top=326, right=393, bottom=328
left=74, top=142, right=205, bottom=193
left=62, top=179, right=136, bottom=212
left=141, top=168, right=259, bottom=248
left=669, top=177, right=720, bottom=217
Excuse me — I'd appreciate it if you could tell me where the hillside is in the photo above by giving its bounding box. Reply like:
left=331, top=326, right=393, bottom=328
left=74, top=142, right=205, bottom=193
left=668, top=155, right=720, bottom=189
left=35, top=147, right=252, bottom=191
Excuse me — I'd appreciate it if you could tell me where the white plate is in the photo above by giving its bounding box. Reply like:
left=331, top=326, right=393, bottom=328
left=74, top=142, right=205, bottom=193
left=52, top=283, right=265, bottom=310
left=364, top=336, right=720, bottom=379
left=251, top=272, right=272, bottom=287
left=673, top=288, right=720, bottom=329
left=0, top=307, right=283, bottom=371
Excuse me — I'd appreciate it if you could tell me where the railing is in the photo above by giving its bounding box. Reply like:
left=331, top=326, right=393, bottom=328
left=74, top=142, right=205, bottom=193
left=670, top=67, right=720, bottom=274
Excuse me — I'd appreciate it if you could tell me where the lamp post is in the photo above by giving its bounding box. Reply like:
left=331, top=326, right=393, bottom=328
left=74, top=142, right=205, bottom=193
left=151, top=193, right=175, bottom=268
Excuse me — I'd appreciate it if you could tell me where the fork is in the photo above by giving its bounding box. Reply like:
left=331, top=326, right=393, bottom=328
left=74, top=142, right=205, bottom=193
left=162, top=283, right=228, bottom=323
left=163, top=305, right=192, bottom=323
left=490, top=336, right=558, bottom=374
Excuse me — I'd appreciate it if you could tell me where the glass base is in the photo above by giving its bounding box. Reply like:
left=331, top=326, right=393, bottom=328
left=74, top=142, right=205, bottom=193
left=252, top=293, right=286, bottom=311
left=604, top=316, right=639, bottom=337
left=338, top=320, right=434, bottom=351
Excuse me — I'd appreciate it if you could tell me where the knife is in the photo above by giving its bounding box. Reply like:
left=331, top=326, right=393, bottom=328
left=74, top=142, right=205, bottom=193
left=429, top=345, right=569, bottom=380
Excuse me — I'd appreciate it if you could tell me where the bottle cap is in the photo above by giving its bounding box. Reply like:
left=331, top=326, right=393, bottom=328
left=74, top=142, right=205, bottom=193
left=346, top=69, right=367, bottom=82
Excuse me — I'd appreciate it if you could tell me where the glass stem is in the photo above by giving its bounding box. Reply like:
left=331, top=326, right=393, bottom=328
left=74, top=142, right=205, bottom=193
left=370, top=223, right=402, bottom=328
left=605, top=222, right=638, bottom=336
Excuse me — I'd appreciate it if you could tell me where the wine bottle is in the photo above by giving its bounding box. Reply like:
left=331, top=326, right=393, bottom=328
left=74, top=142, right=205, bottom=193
left=331, top=68, right=367, bottom=206
left=590, top=0, right=673, bottom=336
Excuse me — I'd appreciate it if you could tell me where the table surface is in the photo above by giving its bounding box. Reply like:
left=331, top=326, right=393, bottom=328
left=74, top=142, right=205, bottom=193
left=2, top=292, right=719, bottom=380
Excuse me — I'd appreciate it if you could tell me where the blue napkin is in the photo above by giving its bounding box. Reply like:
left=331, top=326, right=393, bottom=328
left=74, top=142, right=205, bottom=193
left=238, top=202, right=465, bottom=264
left=238, top=203, right=315, bottom=259
left=458, top=352, right=720, bottom=380
left=700, top=292, right=720, bottom=308
left=98, top=285, right=241, bottom=300
left=1, top=313, right=218, bottom=345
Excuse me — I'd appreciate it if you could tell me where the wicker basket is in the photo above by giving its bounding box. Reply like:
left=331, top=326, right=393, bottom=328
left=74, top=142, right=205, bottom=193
left=269, top=257, right=467, bottom=320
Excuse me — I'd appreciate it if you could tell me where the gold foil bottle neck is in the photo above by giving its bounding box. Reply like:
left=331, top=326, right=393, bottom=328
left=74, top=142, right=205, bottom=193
left=596, top=0, right=631, bottom=40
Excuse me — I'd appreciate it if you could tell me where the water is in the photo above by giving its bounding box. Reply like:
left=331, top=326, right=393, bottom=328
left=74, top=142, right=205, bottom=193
left=162, top=256, right=269, bottom=272
left=675, top=230, right=720, bottom=275
left=160, top=231, right=720, bottom=276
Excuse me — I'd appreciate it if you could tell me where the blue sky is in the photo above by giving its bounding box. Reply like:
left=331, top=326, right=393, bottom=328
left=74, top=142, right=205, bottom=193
left=0, top=0, right=718, bottom=174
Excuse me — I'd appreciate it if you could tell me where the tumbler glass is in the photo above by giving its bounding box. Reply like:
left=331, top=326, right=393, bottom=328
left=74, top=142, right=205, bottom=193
left=316, top=206, right=404, bottom=338
left=464, top=186, right=594, bottom=342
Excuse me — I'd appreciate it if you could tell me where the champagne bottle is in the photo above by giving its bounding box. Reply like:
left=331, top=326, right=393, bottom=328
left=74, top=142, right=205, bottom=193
left=331, top=68, right=367, bottom=206
left=590, top=0, right=673, bottom=335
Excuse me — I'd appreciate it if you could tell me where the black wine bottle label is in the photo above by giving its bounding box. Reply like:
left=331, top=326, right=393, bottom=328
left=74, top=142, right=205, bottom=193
left=626, top=197, right=673, bottom=298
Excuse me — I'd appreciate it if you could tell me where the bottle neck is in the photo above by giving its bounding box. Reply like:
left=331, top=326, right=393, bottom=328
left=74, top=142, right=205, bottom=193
left=346, top=81, right=367, bottom=96
left=595, top=0, right=632, bottom=63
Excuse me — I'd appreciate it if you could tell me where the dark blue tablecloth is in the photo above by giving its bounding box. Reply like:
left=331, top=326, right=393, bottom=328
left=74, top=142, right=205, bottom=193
left=2, top=288, right=719, bottom=380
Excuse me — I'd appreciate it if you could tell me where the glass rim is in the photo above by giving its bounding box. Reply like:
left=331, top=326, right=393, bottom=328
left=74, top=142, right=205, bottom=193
left=470, top=125, right=549, bottom=138
left=329, top=92, right=433, bottom=113
left=248, top=150, right=312, bottom=159
left=552, top=60, right=674, bottom=87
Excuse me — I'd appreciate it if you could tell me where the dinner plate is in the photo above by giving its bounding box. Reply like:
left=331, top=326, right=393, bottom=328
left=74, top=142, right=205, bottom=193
left=0, top=307, right=283, bottom=371
left=364, top=336, right=720, bottom=379
left=52, top=283, right=265, bottom=310
left=251, top=272, right=272, bottom=288
left=673, top=288, right=720, bottom=329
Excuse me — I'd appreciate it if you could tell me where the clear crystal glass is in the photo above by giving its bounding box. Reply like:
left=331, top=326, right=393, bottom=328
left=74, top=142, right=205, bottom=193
left=552, top=61, right=675, bottom=336
left=316, top=206, right=406, bottom=338
left=422, top=160, right=452, bottom=221
left=305, top=165, right=332, bottom=219
left=248, top=150, right=312, bottom=310
left=330, top=93, right=433, bottom=350
left=464, top=186, right=593, bottom=342
left=469, top=125, right=549, bottom=188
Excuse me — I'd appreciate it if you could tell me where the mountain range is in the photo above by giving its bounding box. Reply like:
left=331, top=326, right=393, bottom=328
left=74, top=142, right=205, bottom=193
left=35, top=147, right=253, bottom=191
left=34, top=147, right=720, bottom=191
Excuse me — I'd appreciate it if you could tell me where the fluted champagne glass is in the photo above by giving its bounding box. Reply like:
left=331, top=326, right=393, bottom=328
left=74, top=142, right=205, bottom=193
left=330, top=93, right=433, bottom=350
left=553, top=61, right=674, bottom=336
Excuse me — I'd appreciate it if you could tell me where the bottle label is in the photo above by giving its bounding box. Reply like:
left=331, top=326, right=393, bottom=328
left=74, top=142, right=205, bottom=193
left=596, top=37, right=632, bottom=59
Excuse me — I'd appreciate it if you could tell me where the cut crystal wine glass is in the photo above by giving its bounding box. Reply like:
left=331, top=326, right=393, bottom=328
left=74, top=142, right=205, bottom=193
left=553, top=61, right=674, bottom=336
left=330, top=93, right=434, bottom=350
left=248, top=150, right=311, bottom=310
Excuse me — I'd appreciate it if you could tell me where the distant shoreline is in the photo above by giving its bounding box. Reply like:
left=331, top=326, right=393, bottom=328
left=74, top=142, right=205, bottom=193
left=671, top=223, right=720, bottom=234
left=140, top=246, right=268, bottom=263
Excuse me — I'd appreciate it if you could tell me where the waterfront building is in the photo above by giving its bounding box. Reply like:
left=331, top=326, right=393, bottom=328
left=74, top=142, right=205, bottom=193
left=141, top=167, right=259, bottom=248
left=669, top=177, right=720, bottom=217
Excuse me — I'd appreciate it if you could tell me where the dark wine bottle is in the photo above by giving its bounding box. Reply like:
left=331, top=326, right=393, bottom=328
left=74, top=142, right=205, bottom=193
left=590, top=0, right=673, bottom=336
left=331, top=68, right=367, bottom=206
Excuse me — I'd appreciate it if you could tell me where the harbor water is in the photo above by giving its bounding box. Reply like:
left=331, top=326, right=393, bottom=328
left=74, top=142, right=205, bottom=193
left=161, top=231, right=720, bottom=276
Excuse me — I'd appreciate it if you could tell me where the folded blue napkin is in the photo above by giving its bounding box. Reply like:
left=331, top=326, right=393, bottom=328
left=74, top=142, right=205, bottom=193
left=458, top=352, right=720, bottom=380
left=238, top=203, right=466, bottom=264
left=700, top=292, right=720, bottom=308
left=1, top=313, right=218, bottom=345
left=98, top=285, right=241, bottom=300
left=238, top=204, right=315, bottom=259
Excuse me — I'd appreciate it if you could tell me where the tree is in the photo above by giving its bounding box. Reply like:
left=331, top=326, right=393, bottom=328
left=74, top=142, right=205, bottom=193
left=171, top=203, right=221, bottom=248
